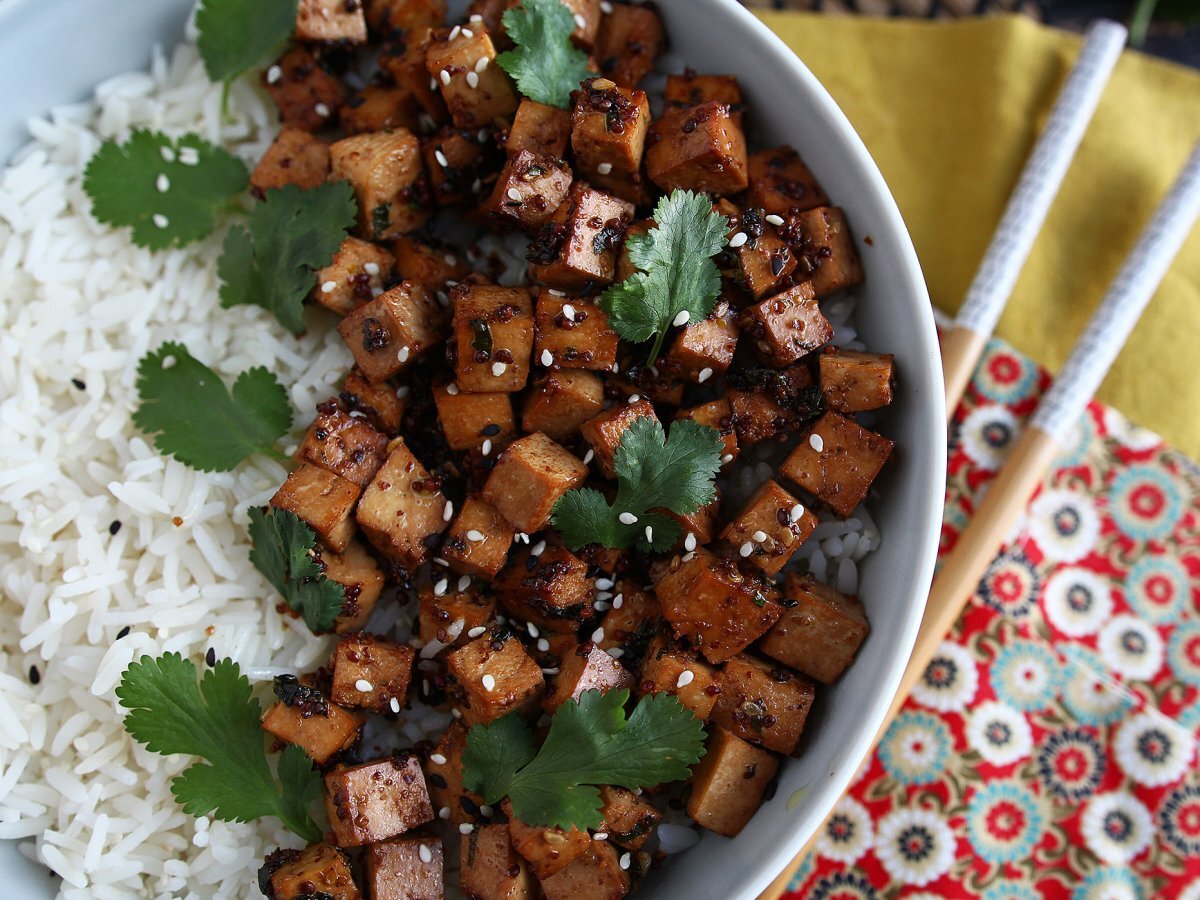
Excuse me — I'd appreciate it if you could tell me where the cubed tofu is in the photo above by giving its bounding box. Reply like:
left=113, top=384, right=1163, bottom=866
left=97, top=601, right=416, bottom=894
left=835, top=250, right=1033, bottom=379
left=482, top=432, right=588, bottom=532
left=594, top=3, right=664, bottom=87
left=426, top=25, right=519, bottom=127
left=539, top=843, right=630, bottom=900
left=365, top=837, right=443, bottom=900
left=251, top=127, right=331, bottom=195
left=543, top=644, right=633, bottom=712
left=313, top=237, right=396, bottom=317
left=342, top=366, right=406, bottom=435
left=719, top=480, right=817, bottom=577
left=433, top=384, right=516, bottom=454
left=296, top=0, right=368, bottom=43
left=330, top=633, right=415, bottom=713
left=741, top=281, right=832, bottom=368
left=528, top=185, right=634, bottom=291
left=379, top=27, right=449, bottom=123
left=364, top=0, right=446, bottom=39
left=464, top=0, right=511, bottom=41
left=504, top=800, right=591, bottom=879
left=655, top=549, right=783, bottom=664
left=655, top=490, right=721, bottom=549
left=325, top=757, right=434, bottom=847
left=745, top=145, right=830, bottom=217
left=498, top=544, right=596, bottom=631
left=461, top=825, right=537, bottom=900
left=483, top=149, right=574, bottom=231
left=676, top=398, right=738, bottom=466
left=425, top=720, right=486, bottom=826
left=338, top=281, right=446, bottom=383
left=664, top=73, right=742, bottom=112
left=508, top=99, right=571, bottom=158
left=264, top=46, right=345, bottom=131
left=786, top=206, right=864, bottom=297
left=760, top=573, right=870, bottom=685
left=262, top=680, right=365, bottom=765
left=646, top=102, right=748, bottom=195
left=580, top=399, right=658, bottom=480
left=607, top=365, right=686, bottom=408
left=270, top=465, right=361, bottom=553
left=598, top=785, right=661, bottom=852
left=725, top=363, right=821, bottom=447
left=452, top=284, right=535, bottom=393
left=637, top=631, right=719, bottom=721
left=819, top=348, right=895, bottom=414
left=711, top=654, right=815, bottom=755
left=597, top=582, right=661, bottom=659
left=780, top=412, right=894, bottom=518
left=664, top=296, right=739, bottom=383
left=418, top=583, right=496, bottom=650
left=521, top=371, right=605, bottom=442
left=330, top=130, right=429, bottom=240
left=423, top=127, right=494, bottom=206
left=446, top=633, right=546, bottom=725
left=356, top=438, right=448, bottom=567
left=262, top=843, right=361, bottom=900
left=318, top=540, right=387, bottom=633
left=299, top=398, right=390, bottom=487
left=534, top=291, right=620, bottom=371
left=687, top=728, right=778, bottom=837
left=441, top=495, right=515, bottom=579
left=734, top=210, right=798, bottom=300
left=570, top=77, right=651, bottom=203
left=559, top=0, right=602, bottom=47
left=391, top=236, right=471, bottom=297
left=340, top=85, right=421, bottom=135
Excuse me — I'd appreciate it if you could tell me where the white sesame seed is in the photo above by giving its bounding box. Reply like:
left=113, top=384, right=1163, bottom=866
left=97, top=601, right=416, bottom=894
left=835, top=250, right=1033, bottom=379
left=763, top=214, right=785, bottom=228
left=321, top=280, right=337, bottom=294
left=475, top=56, right=489, bottom=73
left=159, top=146, right=175, bottom=163
left=601, top=0, right=614, bottom=11
left=739, top=541, right=756, bottom=558
left=364, top=261, right=381, bottom=276
left=443, top=500, right=454, bottom=522
left=267, top=64, right=282, bottom=84
left=179, top=146, right=200, bottom=166
left=548, top=288, right=565, bottom=296
left=315, top=102, right=331, bottom=117
left=459, top=823, right=475, bottom=835
left=477, top=128, right=489, bottom=143
left=594, top=831, right=610, bottom=841
left=583, top=449, right=595, bottom=465
left=594, top=600, right=611, bottom=612
left=480, top=804, right=493, bottom=817
left=628, top=394, right=641, bottom=403
left=596, top=577, right=614, bottom=590
left=489, top=361, right=509, bottom=378
left=591, top=627, right=605, bottom=643
left=613, top=593, right=625, bottom=609
left=697, top=367, right=713, bottom=383
left=620, top=852, right=631, bottom=870
left=611, top=361, right=620, bottom=373
left=673, top=310, right=691, bottom=327
left=597, top=162, right=613, bottom=175
left=618, top=512, right=638, bottom=525
left=562, top=303, right=576, bottom=321
left=809, top=433, right=825, bottom=452
left=467, top=529, right=486, bottom=542
left=449, top=24, right=461, bottom=39
left=645, top=525, right=654, bottom=543
left=532, top=540, right=546, bottom=556
left=574, top=13, right=587, bottom=28
left=527, top=622, right=540, bottom=638
left=721, top=453, right=734, bottom=464
left=390, top=697, right=401, bottom=714
left=541, top=666, right=559, bottom=675
left=482, top=674, right=496, bottom=692
left=541, top=349, right=554, bottom=366
left=152, top=214, right=169, bottom=229
left=684, top=533, right=697, bottom=552
left=434, top=578, right=448, bottom=596
left=538, top=638, right=551, bottom=652
left=676, top=670, right=695, bottom=688
left=607, top=647, right=624, bottom=659
left=371, top=287, right=384, bottom=298
left=433, top=557, right=449, bottom=567
left=596, top=591, right=613, bottom=602
left=752, top=530, right=768, bottom=543
left=440, top=69, right=452, bottom=86
left=467, top=71, right=480, bottom=89
left=468, top=626, right=487, bottom=638
left=397, top=345, right=411, bottom=363
left=507, top=187, right=523, bottom=202
left=682, top=551, right=696, bottom=562
left=355, top=679, right=373, bottom=692
left=435, top=149, right=449, bottom=167
left=439, top=806, right=451, bottom=819
left=470, top=13, right=483, bottom=21
left=481, top=438, right=493, bottom=456
left=430, top=77, right=439, bottom=90
left=446, top=383, right=459, bottom=395
left=452, top=708, right=462, bottom=718
left=430, top=753, right=448, bottom=765
left=517, top=532, right=530, bottom=544
left=458, top=575, right=471, bottom=592
left=790, top=503, right=806, bottom=522
left=419, top=844, right=433, bottom=864
left=156, top=174, right=170, bottom=193
left=729, top=232, right=748, bottom=248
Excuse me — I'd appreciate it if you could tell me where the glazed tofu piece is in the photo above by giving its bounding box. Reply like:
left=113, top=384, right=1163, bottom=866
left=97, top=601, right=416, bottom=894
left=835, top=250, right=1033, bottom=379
left=787, top=206, right=865, bottom=297
left=365, top=837, right=444, bottom=900
left=262, top=681, right=365, bottom=765
left=417, top=583, right=496, bottom=650
left=441, top=495, right=515, bottom=579
left=364, top=0, right=446, bottom=38
left=356, top=438, right=448, bottom=567
left=391, top=236, right=471, bottom=297
left=819, top=348, right=895, bottom=414
left=741, top=281, right=832, bottom=368
left=556, top=0, right=602, bottom=47
left=319, top=540, right=387, bottom=633
left=780, top=412, right=894, bottom=518
left=711, top=654, right=815, bottom=755
left=521, top=371, right=605, bottom=442
left=664, top=73, right=742, bottom=112
left=686, top=728, right=778, bottom=837
left=330, top=130, right=428, bottom=239
left=313, top=237, right=395, bottom=317
left=597, top=582, right=661, bottom=658
left=745, top=145, right=830, bottom=217
left=598, top=785, right=661, bottom=852
left=433, top=384, right=516, bottom=454
left=646, top=102, right=748, bottom=195
left=330, top=633, right=415, bottom=714
left=719, top=480, right=817, bottom=577
left=664, top=296, right=739, bottom=383
left=528, top=185, right=634, bottom=291
left=482, top=433, right=588, bottom=532
left=379, top=26, right=449, bottom=124
left=264, top=46, right=345, bottom=131
left=298, top=398, right=390, bottom=487
left=423, top=127, right=493, bottom=206
left=340, top=85, right=421, bottom=136
left=262, top=843, right=360, bottom=900
left=543, top=644, right=634, bottom=712
left=726, top=363, right=820, bottom=447
left=580, top=399, right=658, bottom=480
left=656, top=491, right=721, bottom=549
left=251, top=127, right=331, bottom=195
left=270, top=464, right=361, bottom=553
left=570, top=77, right=651, bottom=203
left=508, top=99, right=571, bottom=158
left=504, top=800, right=591, bottom=879
left=324, top=756, right=434, bottom=847
left=452, top=284, right=535, bottom=393
left=594, top=2, right=664, bottom=88
left=676, top=398, right=738, bottom=466
left=342, top=366, right=406, bottom=435
left=296, top=0, right=367, bottom=43
left=733, top=210, right=798, bottom=300
left=337, top=281, right=445, bottom=383
left=483, top=150, right=574, bottom=230
left=637, top=631, right=719, bottom=721
left=534, top=291, right=620, bottom=371
left=446, top=633, right=546, bottom=725
left=498, top=543, right=596, bottom=631
left=538, top=843, right=631, bottom=900
left=760, top=573, right=870, bottom=685
left=425, top=720, right=486, bottom=825
left=425, top=25, right=519, bottom=127
left=460, top=825, right=537, bottom=900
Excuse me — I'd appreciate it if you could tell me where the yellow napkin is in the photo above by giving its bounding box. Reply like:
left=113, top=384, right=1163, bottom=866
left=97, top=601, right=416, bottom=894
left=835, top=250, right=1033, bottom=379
left=757, top=12, right=1200, bottom=459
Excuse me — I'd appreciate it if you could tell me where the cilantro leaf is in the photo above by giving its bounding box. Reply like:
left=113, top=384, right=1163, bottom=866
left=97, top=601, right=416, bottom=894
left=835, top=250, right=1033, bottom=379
left=196, top=0, right=298, bottom=87
left=600, top=190, right=729, bottom=364
left=552, top=417, right=723, bottom=552
left=463, top=689, right=706, bottom=830
left=219, top=182, right=357, bottom=335
left=117, top=652, right=322, bottom=842
left=132, top=342, right=292, bottom=472
left=82, top=130, right=248, bottom=251
left=496, top=0, right=593, bottom=109
left=248, top=507, right=347, bottom=633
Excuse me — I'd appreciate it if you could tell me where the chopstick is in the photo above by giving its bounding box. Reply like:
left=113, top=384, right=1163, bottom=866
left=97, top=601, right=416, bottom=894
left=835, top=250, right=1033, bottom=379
left=760, top=141, right=1200, bottom=900
left=941, top=20, right=1127, bottom=418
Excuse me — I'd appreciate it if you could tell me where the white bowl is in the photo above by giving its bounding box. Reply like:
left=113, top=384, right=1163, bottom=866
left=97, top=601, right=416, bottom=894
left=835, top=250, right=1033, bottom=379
left=0, top=1, right=945, bottom=896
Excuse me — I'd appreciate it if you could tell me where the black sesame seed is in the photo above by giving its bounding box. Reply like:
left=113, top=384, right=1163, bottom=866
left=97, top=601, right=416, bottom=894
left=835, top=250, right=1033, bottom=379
left=481, top=424, right=501, bottom=436
left=116, top=626, right=131, bottom=640
left=29, top=665, right=40, bottom=685
left=109, top=520, right=122, bottom=536
left=205, top=647, right=216, bottom=668
left=71, top=378, right=86, bottom=391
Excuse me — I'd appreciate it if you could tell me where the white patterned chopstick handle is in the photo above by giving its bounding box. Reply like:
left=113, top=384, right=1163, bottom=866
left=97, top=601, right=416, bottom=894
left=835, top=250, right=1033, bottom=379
left=1032, top=142, right=1200, bottom=442
left=955, top=20, right=1127, bottom=336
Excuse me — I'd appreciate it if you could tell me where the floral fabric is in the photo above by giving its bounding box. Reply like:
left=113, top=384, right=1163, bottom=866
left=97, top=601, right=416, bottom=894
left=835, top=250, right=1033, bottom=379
left=784, top=338, right=1200, bottom=898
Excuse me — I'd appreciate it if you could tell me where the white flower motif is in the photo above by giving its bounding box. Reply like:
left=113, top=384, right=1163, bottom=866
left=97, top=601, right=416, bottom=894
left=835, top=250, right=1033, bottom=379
left=1081, top=791, right=1154, bottom=865
left=1103, top=406, right=1163, bottom=452
left=959, top=405, right=1020, bottom=471
left=911, top=641, right=978, bottom=712
left=1027, top=489, right=1100, bottom=564
left=1042, top=568, right=1113, bottom=638
left=814, top=796, right=874, bottom=865
left=1114, top=711, right=1196, bottom=787
left=1099, top=615, right=1164, bottom=682
left=874, top=807, right=955, bottom=887
left=966, top=701, right=1033, bottom=766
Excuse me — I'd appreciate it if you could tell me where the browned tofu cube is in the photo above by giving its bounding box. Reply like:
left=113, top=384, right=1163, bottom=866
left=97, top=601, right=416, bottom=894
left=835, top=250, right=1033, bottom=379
left=342, top=366, right=406, bottom=435
left=338, top=281, right=445, bottom=383
left=391, top=235, right=471, bottom=298
left=441, top=495, right=515, bottom=579
left=325, top=756, right=434, bottom=847
left=787, top=206, right=864, bottom=297
left=461, top=825, right=537, bottom=900
left=543, top=644, right=633, bottom=712
left=580, top=399, right=658, bottom=480
left=330, top=130, right=429, bottom=240
left=507, top=100, right=571, bottom=158
left=664, top=296, right=738, bottom=383
left=570, top=78, right=651, bottom=204
left=453, top=284, right=535, bottom=393
left=534, top=291, right=620, bottom=371
left=330, top=633, right=415, bottom=713
left=482, top=432, right=588, bottom=532
left=264, top=46, right=346, bottom=132
left=262, top=681, right=365, bottom=765
left=539, top=842, right=630, bottom=900
left=598, top=785, right=661, bottom=851
left=465, top=0, right=511, bottom=39
left=498, top=543, right=596, bottom=631
left=503, top=800, right=591, bottom=879
left=646, top=102, right=748, bottom=195
left=483, top=150, right=573, bottom=231
left=296, top=0, right=367, bottom=42
left=271, top=464, right=361, bottom=553
left=418, top=583, right=496, bottom=650
left=340, top=85, right=421, bottom=136
left=426, top=25, right=519, bottom=127
left=780, top=412, right=894, bottom=518
left=595, top=3, right=664, bottom=87
left=712, top=654, right=815, bottom=755
left=365, top=837, right=443, bottom=900
left=734, top=211, right=798, bottom=300
left=521, top=371, right=605, bottom=442
left=819, top=348, right=895, bottom=414
left=356, top=438, right=448, bottom=566
left=425, top=720, right=485, bottom=825
left=319, top=539, right=387, bottom=633
left=719, top=480, right=817, bottom=577
left=637, top=631, right=719, bottom=721
left=655, top=490, right=720, bottom=550
left=597, top=582, right=661, bottom=658
left=433, top=384, right=516, bottom=454
left=655, top=549, right=783, bottom=664
left=422, top=127, right=494, bottom=206
left=676, top=398, right=738, bottom=466
left=665, top=73, right=742, bottom=111
left=446, top=633, right=545, bottom=725
left=364, top=0, right=446, bottom=39
left=761, top=573, right=870, bottom=685
left=379, top=27, right=448, bottom=124
left=687, top=728, right=778, bottom=837
left=263, top=843, right=361, bottom=900
left=741, top=281, right=832, bottom=367
left=561, top=0, right=602, bottom=47
left=251, top=127, right=331, bottom=195
left=725, top=362, right=819, bottom=447
left=313, top=237, right=395, bottom=317
left=746, top=145, right=830, bottom=217
left=528, top=185, right=634, bottom=291
left=299, top=398, right=390, bottom=487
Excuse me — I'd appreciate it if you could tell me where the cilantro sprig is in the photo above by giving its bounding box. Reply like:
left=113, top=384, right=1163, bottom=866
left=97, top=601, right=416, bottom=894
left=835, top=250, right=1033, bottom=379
left=196, top=0, right=298, bottom=88
left=600, top=190, right=730, bottom=365
left=116, top=653, right=323, bottom=842
left=82, top=130, right=248, bottom=250
left=248, top=508, right=347, bottom=633
left=497, top=0, right=593, bottom=109
left=552, top=417, right=723, bottom=552
left=463, top=689, right=706, bottom=830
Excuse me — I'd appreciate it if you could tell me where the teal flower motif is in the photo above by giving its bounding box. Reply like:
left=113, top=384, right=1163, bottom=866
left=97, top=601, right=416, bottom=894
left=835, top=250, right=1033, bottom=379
left=1168, top=621, right=1200, bottom=689
left=1053, top=410, right=1096, bottom=471
left=1124, top=556, right=1189, bottom=624
left=1108, top=465, right=1184, bottom=542
left=1070, top=865, right=1142, bottom=900
left=974, top=340, right=1037, bottom=405
left=966, top=781, right=1047, bottom=866
left=1060, top=646, right=1135, bottom=727
left=992, top=640, right=1064, bottom=712
left=877, top=710, right=952, bottom=786
left=983, top=881, right=1042, bottom=900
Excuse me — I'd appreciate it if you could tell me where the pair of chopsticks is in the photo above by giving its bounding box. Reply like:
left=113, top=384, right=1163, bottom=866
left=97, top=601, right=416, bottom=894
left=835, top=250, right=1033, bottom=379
left=762, top=21, right=1200, bottom=900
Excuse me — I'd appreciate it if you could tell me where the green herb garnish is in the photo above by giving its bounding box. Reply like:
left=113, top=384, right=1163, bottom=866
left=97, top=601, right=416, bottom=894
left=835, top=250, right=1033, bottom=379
left=248, top=507, right=347, bottom=633
left=196, top=0, right=298, bottom=88
left=496, top=0, right=593, bottom=109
